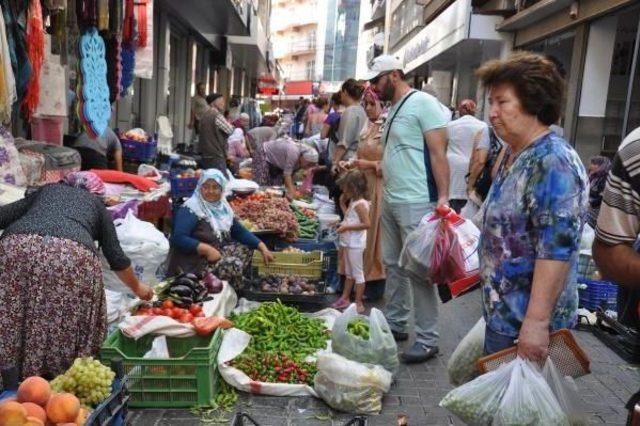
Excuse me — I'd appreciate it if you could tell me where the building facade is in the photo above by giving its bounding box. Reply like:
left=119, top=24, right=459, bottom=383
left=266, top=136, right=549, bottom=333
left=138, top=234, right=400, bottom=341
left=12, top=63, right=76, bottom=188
left=111, top=0, right=277, bottom=145
left=271, top=0, right=322, bottom=84
left=322, top=0, right=363, bottom=82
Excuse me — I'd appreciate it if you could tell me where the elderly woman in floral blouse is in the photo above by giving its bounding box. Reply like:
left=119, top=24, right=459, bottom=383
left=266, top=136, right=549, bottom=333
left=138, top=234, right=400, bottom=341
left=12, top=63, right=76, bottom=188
left=475, top=52, right=588, bottom=361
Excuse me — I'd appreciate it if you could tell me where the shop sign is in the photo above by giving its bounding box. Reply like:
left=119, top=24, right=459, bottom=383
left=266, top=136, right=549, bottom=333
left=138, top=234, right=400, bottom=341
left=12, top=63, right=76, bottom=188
left=258, top=86, right=279, bottom=95
left=403, top=35, right=430, bottom=68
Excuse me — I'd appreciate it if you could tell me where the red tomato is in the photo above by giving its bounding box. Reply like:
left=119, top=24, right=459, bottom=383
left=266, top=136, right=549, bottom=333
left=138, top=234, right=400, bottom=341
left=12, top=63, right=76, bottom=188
left=162, top=300, right=175, bottom=309
left=152, top=307, right=164, bottom=316
left=137, top=309, right=150, bottom=316
left=179, top=313, right=194, bottom=323
left=195, top=311, right=205, bottom=318
left=189, top=304, right=202, bottom=315
left=171, top=308, right=183, bottom=319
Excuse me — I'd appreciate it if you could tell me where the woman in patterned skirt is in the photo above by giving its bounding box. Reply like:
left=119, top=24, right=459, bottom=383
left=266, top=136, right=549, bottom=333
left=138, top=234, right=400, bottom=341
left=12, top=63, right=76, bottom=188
left=0, top=172, right=153, bottom=382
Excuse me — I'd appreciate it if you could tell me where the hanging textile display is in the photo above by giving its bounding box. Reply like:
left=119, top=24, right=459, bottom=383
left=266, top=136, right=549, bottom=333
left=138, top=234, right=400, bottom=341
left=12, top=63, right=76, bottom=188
left=105, top=35, right=122, bottom=103
left=97, top=0, right=108, bottom=30
left=35, top=35, right=67, bottom=117
left=120, top=0, right=136, bottom=96
left=1, top=0, right=32, bottom=101
left=133, top=0, right=153, bottom=80
left=22, top=0, right=45, bottom=121
left=45, top=0, right=67, bottom=9
left=108, top=0, right=122, bottom=34
left=76, top=0, right=97, bottom=28
left=77, top=27, right=110, bottom=137
left=0, top=4, right=17, bottom=123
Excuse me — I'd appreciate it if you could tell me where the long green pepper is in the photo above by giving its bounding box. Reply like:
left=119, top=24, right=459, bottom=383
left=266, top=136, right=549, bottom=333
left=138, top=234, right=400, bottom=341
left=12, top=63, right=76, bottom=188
left=229, top=300, right=330, bottom=361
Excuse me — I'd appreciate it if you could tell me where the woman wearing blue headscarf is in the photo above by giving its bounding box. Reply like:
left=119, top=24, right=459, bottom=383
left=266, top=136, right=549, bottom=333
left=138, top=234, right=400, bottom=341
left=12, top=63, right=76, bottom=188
left=167, top=169, right=274, bottom=286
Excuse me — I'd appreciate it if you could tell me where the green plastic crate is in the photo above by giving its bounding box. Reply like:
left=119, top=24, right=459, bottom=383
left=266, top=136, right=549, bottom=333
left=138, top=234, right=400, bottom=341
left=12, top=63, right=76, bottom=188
left=100, top=329, right=222, bottom=408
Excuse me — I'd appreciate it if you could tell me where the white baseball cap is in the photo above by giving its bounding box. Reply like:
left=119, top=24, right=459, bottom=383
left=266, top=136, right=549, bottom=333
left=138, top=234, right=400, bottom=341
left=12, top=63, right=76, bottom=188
left=364, top=55, right=404, bottom=81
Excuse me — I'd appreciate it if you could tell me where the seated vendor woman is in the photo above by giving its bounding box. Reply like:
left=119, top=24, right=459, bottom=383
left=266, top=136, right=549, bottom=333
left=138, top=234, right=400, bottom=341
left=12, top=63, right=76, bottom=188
left=250, top=137, right=319, bottom=199
left=168, top=169, right=274, bottom=286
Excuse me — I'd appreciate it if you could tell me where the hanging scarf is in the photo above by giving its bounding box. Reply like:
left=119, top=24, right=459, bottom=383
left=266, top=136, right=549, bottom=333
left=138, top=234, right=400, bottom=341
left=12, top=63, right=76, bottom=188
left=134, top=0, right=148, bottom=47
left=0, top=4, right=16, bottom=123
left=22, top=0, right=44, bottom=121
left=108, top=0, right=123, bottom=34
left=183, top=169, right=235, bottom=237
left=76, top=0, right=97, bottom=28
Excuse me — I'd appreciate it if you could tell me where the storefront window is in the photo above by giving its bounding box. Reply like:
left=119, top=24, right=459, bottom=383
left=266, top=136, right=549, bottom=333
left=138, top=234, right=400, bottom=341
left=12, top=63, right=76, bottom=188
left=602, top=9, right=640, bottom=152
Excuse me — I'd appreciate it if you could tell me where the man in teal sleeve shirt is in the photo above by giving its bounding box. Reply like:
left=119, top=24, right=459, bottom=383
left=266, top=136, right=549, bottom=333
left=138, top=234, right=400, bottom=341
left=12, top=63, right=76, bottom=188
left=366, top=55, right=450, bottom=363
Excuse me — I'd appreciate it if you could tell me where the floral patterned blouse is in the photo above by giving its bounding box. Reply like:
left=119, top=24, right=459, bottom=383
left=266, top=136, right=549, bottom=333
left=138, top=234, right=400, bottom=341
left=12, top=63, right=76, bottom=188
left=480, top=132, right=588, bottom=337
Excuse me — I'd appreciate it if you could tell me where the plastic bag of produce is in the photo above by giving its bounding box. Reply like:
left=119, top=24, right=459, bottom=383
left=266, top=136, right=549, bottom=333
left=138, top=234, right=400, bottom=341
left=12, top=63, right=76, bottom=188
left=400, top=206, right=481, bottom=303
left=494, top=358, right=569, bottom=425
left=543, top=359, right=588, bottom=425
left=440, top=358, right=514, bottom=425
left=331, top=304, right=399, bottom=375
left=447, top=318, right=485, bottom=386
left=102, top=211, right=169, bottom=294
left=314, top=353, right=392, bottom=415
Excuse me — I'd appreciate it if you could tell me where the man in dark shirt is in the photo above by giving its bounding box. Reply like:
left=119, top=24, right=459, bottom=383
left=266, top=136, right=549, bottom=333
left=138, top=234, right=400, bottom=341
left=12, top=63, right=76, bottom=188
left=73, top=127, right=123, bottom=171
left=198, top=93, right=234, bottom=176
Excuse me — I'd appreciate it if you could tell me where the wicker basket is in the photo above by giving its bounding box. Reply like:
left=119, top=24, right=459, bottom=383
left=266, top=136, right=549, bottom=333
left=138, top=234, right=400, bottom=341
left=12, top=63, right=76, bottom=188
left=251, top=250, right=324, bottom=279
left=476, top=329, right=590, bottom=378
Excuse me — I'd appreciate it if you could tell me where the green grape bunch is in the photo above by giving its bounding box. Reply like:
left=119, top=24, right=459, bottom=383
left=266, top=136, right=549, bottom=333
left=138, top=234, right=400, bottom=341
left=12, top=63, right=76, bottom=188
left=50, top=357, right=116, bottom=406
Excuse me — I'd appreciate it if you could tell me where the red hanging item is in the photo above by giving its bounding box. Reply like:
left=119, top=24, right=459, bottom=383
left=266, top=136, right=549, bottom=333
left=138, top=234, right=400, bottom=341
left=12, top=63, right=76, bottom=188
left=122, top=0, right=136, bottom=45
left=22, top=0, right=45, bottom=121
left=135, top=0, right=148, bottom=48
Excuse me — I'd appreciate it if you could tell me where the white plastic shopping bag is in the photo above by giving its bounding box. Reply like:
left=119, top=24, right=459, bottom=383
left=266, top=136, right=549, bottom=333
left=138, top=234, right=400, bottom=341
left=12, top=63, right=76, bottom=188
left=447, top=318, right=485, bottom=386
left=314, top=352, right=392, bottom=415
left=102, top=211, right=169, bottom=294
left=400, top=206, right=481, bottom=302
left=543, top=358, right=588, bottom=425
left=440, top=358, right=514, bottom=425
left=494, top=358, right=569, bottom=425
left=331, top=304, right=399, bottom=375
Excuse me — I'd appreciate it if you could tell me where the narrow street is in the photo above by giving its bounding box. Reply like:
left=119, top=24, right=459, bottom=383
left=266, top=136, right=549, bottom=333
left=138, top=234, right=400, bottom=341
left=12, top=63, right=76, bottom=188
left=130, top=292, right=639, bottom=425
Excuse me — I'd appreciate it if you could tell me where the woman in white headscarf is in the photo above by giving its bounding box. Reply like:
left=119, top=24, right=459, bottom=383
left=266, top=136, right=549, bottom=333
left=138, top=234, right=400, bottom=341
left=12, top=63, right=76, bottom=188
left=168, top=169, right=273, bottom=285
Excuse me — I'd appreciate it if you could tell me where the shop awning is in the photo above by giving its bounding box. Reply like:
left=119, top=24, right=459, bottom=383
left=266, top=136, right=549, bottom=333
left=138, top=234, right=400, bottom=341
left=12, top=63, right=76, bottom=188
left=284, top=81, right=313, bottom=96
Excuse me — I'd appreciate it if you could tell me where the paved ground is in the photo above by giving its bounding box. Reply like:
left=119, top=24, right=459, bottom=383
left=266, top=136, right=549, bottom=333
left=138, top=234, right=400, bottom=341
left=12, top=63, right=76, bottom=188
left=129, top=291, right=639, bottom=425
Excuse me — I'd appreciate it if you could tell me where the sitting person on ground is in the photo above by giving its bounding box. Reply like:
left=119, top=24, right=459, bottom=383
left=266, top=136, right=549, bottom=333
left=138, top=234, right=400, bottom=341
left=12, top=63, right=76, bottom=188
left=167, top=169, right=274, bottom=286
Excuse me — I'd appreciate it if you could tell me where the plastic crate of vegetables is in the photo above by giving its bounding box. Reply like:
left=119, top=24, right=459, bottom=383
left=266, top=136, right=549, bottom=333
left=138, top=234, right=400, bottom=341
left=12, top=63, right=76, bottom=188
left=100, top=329, right=222, bottom=408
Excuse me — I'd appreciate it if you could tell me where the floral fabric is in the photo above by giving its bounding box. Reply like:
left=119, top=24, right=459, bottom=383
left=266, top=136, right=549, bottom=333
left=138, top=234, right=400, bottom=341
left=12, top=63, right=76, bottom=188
left=0, top=126, right=26, bottom=186
left=0, top=234, right=106, bottom=383
left=480, top=132, right=588, bottom=337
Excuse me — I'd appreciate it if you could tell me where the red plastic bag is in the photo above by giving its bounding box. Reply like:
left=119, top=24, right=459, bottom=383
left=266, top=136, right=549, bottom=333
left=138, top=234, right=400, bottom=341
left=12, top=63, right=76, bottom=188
left=430, top=206, right=467, bottom=288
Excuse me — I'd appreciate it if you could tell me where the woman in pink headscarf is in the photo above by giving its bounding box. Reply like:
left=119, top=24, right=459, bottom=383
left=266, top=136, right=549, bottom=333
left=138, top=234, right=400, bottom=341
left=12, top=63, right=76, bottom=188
left=338, top=86, right=386, bottom=287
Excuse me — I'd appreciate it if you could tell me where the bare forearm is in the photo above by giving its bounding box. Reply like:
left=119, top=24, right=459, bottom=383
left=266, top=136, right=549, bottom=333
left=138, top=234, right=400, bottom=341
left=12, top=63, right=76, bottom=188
left=593, top=240, right=640, bottom=289
left=283, top=175, right=296, bottom=198
left=114, top=150, right=123, bottom=172
left=115, top=266, right=143, bottom=293
left=525, top=259, right=570, bottom=325
left=468, top=150, right=487, bottom=190
left=333, top=146, right=347, bottom=165
left=430, top=152, right=449, bottom=201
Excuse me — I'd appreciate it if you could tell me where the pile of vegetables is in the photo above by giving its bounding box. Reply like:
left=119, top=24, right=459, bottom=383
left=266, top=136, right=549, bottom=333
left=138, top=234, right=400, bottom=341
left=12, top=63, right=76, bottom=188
left=231, top=194, right=298, bottom=239
left=346, top=319, right=370, bottom=340
left=156, top=271, right=223, bottom=308
left=291, top=204, right=319, bottom=239
left=229, top=300, right=329, bottom=359
left=282, top=246, right=306, bottom=253
left=230, top=351, right=317, bottom=385
left=135, top=300, right=232, bottom=335
left=259, top=275, right=319, bottom=295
